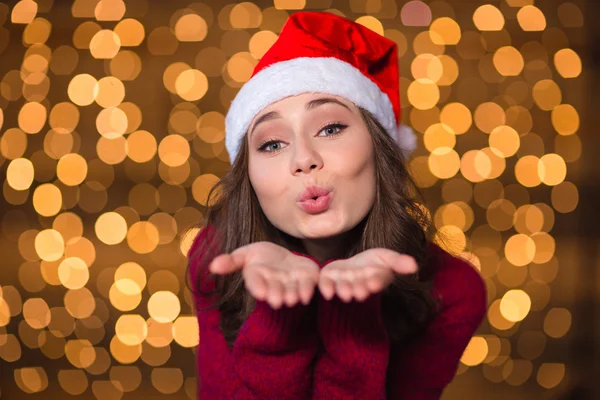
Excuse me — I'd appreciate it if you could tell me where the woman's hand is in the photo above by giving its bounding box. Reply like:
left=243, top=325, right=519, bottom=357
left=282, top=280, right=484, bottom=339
left=209, top=242, right=320, bottom=309
left=318, top=249, right=418, bottom=303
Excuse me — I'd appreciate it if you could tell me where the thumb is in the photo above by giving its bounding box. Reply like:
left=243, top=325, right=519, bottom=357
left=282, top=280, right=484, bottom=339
left=389, top=254, right=418, bottom=275
left=209, top=248, right=248, bottom=274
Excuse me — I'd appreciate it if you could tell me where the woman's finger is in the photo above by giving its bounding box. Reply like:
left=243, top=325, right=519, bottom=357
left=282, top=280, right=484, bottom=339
left=365, top=267, right=394, bottom=293
left=209, top=252, right=246, bottom=274
left=318, top=273, right=336, bottom=301
left=298, top=278, right=315, bottom=305
left=389, top=254, right=418, bottom=275
left=243, top=266, right=268, bottom=301
left=282, top=279, right=299, bottom=307
left=208, top=254, right=233, bottom=274
left=335, top=277, right=353, bottom=303
left=267, top=278, right=285, bottom=309
left=350, top=274, right=370, bottom=302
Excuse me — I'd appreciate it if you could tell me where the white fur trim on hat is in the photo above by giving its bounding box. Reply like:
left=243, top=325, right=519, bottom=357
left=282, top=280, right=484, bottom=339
left=225, top=57, right=406, bottom=163
left=394, top=124, right=417, bottom=158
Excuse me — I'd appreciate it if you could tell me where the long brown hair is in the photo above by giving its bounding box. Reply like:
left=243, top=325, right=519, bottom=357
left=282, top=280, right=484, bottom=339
left=186, top=107, right=441, bottom=348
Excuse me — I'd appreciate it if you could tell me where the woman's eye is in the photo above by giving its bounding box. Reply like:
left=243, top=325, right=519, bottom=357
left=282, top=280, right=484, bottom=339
left=258, top=140, right=285, bottom=152
left=258, top=124, right=346, bottom=153
left=319, top=123, right=347, bottom=136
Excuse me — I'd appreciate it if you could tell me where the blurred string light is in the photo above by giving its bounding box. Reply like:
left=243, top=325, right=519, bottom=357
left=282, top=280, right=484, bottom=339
left=0, top=0, right=583, bottom=398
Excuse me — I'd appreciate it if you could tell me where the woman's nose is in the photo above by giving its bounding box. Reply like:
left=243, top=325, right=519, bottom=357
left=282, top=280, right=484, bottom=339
left=291, top=138, right=323, bottom=174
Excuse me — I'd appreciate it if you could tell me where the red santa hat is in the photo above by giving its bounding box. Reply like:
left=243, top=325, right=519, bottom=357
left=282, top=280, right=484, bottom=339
left=224, top=11, right=416, bottom=164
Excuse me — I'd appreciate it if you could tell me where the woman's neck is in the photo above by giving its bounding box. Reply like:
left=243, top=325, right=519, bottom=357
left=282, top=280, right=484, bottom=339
left=301, top=231, right=351, bottom=264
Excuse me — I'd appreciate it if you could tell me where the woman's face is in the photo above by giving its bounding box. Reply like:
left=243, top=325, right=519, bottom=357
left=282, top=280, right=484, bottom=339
left=247, top=92, right=376, bottom=240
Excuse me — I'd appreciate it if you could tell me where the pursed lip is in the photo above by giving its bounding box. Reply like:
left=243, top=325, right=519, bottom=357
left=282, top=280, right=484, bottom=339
left=297, top=185, right=333, bottom=202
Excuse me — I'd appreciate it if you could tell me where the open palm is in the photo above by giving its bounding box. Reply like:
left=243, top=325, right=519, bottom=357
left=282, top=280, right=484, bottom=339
left=209, top=242, right=320, bottom=309
left=318, top=248, right=418, bottom=303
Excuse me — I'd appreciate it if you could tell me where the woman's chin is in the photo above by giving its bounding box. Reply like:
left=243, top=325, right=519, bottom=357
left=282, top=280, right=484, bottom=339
left=297, top=216, right=346, bottom=239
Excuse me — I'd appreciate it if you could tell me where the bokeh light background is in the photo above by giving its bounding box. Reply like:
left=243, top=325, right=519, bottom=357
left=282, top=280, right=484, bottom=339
left=0, top=0, right=591, bottom=398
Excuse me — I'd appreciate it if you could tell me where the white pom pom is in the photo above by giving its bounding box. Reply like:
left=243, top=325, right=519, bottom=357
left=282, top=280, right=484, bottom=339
left=392, top=124, right=417, bottom=157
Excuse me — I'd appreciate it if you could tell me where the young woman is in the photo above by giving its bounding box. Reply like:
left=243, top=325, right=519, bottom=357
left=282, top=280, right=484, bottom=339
left=186, top=11, right=487, bottom=400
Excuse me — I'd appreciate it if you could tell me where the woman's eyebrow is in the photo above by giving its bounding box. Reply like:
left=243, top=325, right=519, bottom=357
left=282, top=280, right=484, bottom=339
left=305, top=97, right=351, bottom=112
left=250, top=111, right=280, bottom=138
left=250, top=97, right=351, bottom=138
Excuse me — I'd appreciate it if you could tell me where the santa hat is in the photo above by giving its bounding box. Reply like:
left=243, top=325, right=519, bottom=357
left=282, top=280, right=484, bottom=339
left=224, top=11, right=416, bottom=164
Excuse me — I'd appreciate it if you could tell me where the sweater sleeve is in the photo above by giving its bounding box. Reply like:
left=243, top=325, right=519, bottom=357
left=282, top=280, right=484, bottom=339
left=387, top=254, right=488, bottom=400
left=188, top=228, right=320, bottom=400
left=311, top=290, right=390, bottom=400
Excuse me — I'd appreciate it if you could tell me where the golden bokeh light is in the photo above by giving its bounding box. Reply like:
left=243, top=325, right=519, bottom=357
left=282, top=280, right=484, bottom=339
left=114, top=18, right=145, bottom=46
left=63, top=287, right=96, bottom=319
left=175, top=13, right=208, bottom=42
left=94, top=0, right=126, bottom=21
left=116, top=314, right=148, bottom=346
left=489, top=125, right=520, bottom=158
left=11, top=0, right=37, bottom=24
left=175, top=69, right=209, bottom=101
left=58, top=370, right=89, bottom=395
left=23, top=17, right=51, bottom=45
left=473, top=5, right=504, bottom=31
left=249, top=30, right=278, bottom=59
left=226, top=52, right=256, bottom=84
left=407, top=79, right=440, bottom=110
left=538, top=154, right=567, bottom=186
left=400, top=1, right=431, bottom=27
left=95, top=212, right=128, bottom=245
left=500, top=289, right=532, bottom=322
left=6, top=158, right=34, bottom=191
left=110, top=280, right=143, bottom=312
left=96, top=107, right=128, bottom=139
left=22, top=298, right=50, bottom=329
left=95, top=76, right=126, bottom=108
left=110, top=335, right=142, bottom=364
left=18, top=101, right=47, bottom=134
left=474, top=102, right=505, bottom=133
left=515, top=155, right=542, bottom=187
left=505, top=234, right=536, bottom=267
left=97, top=136, right=128, bottom=165
left=172, top=316, right=199, bottom=348
left=14, top=367, right=49, bottom=394
left=89, top=29, right=121, bottom=59
left=533, top=79, right=562, bottom=111
left=158, top=134, right=190, bottom=167
left=151, top=368, right=184, bottom=395
left=517, top=5, right=547, bottom=31
left=440, top=102, right=472, bottom=135
left=355, top=15, right=384, bottom=36
left=68, top=74, right=97, bottom=106
left=460, top=336, right=488, bottom=366
left=537, top=363, right=566, bottom=390
left=57, top=153, right=88, bottom=186
left=115, top=262, right=147, bottom=292
left=58, top=257, right=90, bottom=290
left=148, top=291, right=180, bottom=323
left=127, top=221, right=160, bottom=254
left=551, top=181, right=578, bottom=213
left=551, top=104, right=579, bottom=136
left=429, top=17, right=461, bottom=45
left=35, top=229, right=65, bottom=262
left=423, top=123, right=456, bottom=151
left=230, top=3, right=263, bottom=29
left=493, top=46, right=524, bottom=76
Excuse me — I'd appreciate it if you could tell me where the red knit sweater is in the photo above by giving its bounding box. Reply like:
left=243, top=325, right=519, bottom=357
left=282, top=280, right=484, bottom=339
left=188, top=229, right=488, bottom=399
